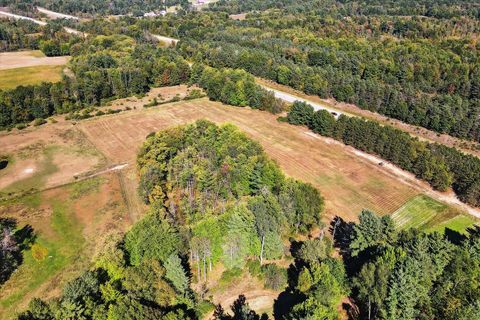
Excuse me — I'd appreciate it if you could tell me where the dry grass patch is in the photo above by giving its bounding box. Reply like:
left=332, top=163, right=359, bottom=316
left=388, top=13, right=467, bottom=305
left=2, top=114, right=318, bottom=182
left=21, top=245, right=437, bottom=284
left=0, top=65, right=64, bottom=89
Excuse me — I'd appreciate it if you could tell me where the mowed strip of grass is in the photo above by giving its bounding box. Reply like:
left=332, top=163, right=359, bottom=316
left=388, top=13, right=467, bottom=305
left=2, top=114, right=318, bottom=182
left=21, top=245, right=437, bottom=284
left=0, top=65, right=64, bottom=90
left=391, top=195, right=477, bottom=234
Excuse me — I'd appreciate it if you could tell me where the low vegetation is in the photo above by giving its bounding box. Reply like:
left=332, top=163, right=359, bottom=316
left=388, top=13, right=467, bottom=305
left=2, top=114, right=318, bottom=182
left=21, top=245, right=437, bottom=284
left=0, top=65, right=64, bottom=90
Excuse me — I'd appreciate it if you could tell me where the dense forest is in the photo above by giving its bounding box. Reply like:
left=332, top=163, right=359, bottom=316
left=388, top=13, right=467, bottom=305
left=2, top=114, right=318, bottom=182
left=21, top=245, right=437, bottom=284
left=1, top=0, right=189, bottom=16
left=172, top=8, right=480, bottom=142
left=0, top=19, right=80, bottom=53
left=287, top=101, right=480, bottom=207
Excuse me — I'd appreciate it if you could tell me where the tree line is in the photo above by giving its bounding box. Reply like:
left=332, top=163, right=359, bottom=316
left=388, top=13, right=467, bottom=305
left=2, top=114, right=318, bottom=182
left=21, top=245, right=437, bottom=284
left=0, top=32, right=283, bottom=130
left=287, top=101, right=480, bottom=207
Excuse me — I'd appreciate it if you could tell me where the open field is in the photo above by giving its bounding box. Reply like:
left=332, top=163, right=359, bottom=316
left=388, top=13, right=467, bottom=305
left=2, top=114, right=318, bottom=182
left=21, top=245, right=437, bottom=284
left=0, top=173, right=129, bottom=319
left=0, top=124, right=106, bottom=196
left=0, top=65, right=65, bottom=89
left=77, top=95, right=474, bottom=224
left=0, top=50, right=69, bottom=70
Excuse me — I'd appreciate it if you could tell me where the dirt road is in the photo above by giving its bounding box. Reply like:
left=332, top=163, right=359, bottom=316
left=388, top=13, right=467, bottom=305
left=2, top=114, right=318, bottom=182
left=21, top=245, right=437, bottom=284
left=260, top=84, right=345, bottom=118
left=37, top=6, right=79, bottom=20
left=150, top=34, right=179, bottom=46
left=258, top=78, right=480, bottom=158
left=0, top=9, right=85, bottom=36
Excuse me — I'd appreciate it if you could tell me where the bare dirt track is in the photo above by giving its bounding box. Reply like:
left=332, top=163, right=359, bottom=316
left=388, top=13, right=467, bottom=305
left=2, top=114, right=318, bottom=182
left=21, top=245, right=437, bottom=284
left=79, top=98, right=424, bottom=221
left=0, top=51, right=69, bottom=70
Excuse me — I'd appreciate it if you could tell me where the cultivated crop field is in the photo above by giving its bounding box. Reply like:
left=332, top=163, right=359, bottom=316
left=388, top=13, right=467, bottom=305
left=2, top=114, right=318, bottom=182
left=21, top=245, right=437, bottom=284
left=391, top=195, right=476, bottom=233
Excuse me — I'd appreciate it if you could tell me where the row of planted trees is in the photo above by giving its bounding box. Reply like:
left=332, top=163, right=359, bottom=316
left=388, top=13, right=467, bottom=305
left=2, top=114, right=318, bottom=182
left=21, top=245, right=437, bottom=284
left=287, top=101, right=480, bottom=207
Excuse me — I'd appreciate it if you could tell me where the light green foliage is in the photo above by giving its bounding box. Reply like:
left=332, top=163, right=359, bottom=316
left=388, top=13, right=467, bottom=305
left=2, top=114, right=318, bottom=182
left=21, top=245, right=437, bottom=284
left=124, top=211, right=181, bottom=266
left=221, top=205, right=259, bottom=269
left=350, top=210, right=396, bottom=256
left=263, top=231, right=284, bottom=260
left=164, top=254, right=189, bottom=294
left=297, top=237, right=333, bottom=265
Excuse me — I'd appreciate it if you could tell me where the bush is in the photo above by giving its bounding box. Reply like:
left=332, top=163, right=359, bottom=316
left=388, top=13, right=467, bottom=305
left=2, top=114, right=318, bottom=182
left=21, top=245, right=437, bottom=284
left=33, top=118, right=47, bottom=126
left=262, top=264, right=287, bottom=290
left=143, top=98, right=159, bottom=108
left=16, top=123, right=27, bottom=130
left=184, top=89, right=205, bottom=100
left=287, top=101, right=314, bottom=126
left=247, top=260, right=262, bottom=277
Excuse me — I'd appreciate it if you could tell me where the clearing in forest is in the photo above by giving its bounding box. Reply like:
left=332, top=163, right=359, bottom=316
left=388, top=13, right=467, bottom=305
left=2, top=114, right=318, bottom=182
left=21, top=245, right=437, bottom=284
left=0, top=65, right=65, bottom=89
left=0, top=51, right=69, bottom=70
left=0, top=50, right=69, bottom=89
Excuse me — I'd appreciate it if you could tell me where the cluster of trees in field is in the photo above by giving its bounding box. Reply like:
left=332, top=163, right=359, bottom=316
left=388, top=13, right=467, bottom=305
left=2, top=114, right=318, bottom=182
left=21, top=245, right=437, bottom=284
left=137, top=120, right=324, bottom=271
left=0, top=218, right=34, bottom=286
left=0, top=219, right=21, bottom=285
left=17, top=121, right=325, bottom=320
left=15, top=121, right=480, bottom=320
left=194, top=65, right=285, bottom=113
left=346, top=211, right=480, bottom=320
left=0, top=18, right=80, bottom=53
left=288, top=101, right=480, bottom=207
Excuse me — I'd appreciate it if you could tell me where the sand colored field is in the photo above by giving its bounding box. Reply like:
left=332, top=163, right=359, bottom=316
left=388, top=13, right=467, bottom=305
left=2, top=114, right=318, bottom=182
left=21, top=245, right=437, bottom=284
left=0, top=50, right=69, bottom=70
left=78, top=98, right=422, bottom=221
left=0, top=65, right=65, bottom=89
left=0, top=123, right=106, bottom=195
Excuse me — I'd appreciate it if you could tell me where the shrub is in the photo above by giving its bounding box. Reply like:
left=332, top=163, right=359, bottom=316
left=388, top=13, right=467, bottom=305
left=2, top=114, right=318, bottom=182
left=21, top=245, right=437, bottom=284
left=33, top=118, right=47, bottom=126
left=262, top=264, right=287, bottom=290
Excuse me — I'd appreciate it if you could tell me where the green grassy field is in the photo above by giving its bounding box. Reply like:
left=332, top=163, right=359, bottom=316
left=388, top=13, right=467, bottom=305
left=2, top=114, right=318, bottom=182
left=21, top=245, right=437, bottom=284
left=0, top=193, right=86, bottom=318
left=0, top=65, right=64, bottom=90
left=391, top=195, right=477, bottom=234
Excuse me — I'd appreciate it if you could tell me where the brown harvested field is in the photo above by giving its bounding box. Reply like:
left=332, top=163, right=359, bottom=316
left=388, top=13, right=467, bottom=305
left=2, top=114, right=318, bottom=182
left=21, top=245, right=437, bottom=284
left=79, top=97, right=422, bottom=221
left=0, top=50, right=69, bottom=70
